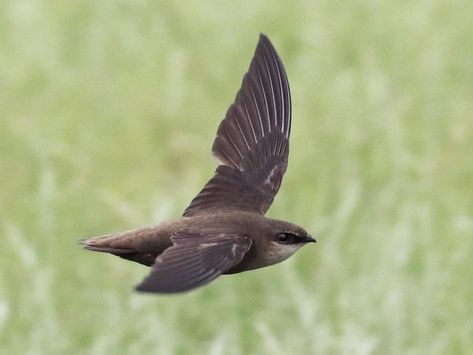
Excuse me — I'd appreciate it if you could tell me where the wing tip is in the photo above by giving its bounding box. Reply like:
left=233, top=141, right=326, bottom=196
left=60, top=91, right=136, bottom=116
left=135, top=282, right=147, bottom=292
left=135, top=279, right=198, bottom=294
left=135, top=281, right=156, bottom=293
left=135, top=279, right=170, bottom=294
left=259, top=32, right=269, bottom=42
left=258, top=33, right=274, bottom=52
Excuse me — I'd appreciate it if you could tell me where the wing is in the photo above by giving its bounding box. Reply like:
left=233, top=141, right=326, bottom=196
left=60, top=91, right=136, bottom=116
left=135, top=233, right=252, bottom=294
left=184, top=34, right=291, bottom=217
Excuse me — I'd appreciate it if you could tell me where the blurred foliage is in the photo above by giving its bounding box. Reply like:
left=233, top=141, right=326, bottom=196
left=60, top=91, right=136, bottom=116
left=1, top=0, right=472, bottom=354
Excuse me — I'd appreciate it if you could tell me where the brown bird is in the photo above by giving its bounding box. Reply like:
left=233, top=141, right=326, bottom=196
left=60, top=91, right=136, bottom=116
left=82, top=34, right=315, bottom=294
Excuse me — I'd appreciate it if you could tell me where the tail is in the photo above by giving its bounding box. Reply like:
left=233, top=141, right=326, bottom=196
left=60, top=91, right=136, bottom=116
left=81, top=230, right=136, bottom=254
left=81, top=229, right=157, bottom=266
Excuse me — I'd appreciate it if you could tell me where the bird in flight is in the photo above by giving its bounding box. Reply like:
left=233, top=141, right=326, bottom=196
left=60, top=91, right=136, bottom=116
left=82, top=34, right=315, bottom=294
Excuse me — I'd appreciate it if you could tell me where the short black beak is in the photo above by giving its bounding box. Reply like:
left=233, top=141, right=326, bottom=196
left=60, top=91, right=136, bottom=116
left=304, top=235, right=316, bottom=243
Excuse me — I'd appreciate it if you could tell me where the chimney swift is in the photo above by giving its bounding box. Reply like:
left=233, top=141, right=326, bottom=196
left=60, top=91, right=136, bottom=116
left=82, top=34, right=315, bottom=294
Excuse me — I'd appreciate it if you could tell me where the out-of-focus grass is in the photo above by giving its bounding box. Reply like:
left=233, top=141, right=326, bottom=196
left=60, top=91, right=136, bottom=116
left=1, top=1, right=472, bottom=354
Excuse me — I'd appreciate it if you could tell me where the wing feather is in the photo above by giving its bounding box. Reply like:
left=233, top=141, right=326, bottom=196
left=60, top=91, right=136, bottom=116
left=136, top=233, right=251, bottom=293
left=184, top=34, right=291, bottom=217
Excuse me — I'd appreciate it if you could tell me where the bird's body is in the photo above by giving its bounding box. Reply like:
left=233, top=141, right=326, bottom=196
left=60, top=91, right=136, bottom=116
left=83, top=34, right=315, bottom=294
left=85, top=212, right=309, bottom=274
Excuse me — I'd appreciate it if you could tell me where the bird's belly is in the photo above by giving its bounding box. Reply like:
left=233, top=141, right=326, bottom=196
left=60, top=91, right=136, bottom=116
left=225, top=243, right=298, bottom=274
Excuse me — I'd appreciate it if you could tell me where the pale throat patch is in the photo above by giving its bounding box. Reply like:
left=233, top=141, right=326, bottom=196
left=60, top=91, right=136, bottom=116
left=264, top=242, right=301, bottom=266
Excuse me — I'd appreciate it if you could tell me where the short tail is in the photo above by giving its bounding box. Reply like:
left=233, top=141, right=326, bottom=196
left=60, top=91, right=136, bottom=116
left=80, top=230, right=137, bottom=254
left=81, top=229, right=157, bottom=266
left=81, top=240, right=133, bottom=254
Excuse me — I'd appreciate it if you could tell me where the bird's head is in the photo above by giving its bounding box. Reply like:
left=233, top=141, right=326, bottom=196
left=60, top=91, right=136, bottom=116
left=261, top=218, right=315, bottom=265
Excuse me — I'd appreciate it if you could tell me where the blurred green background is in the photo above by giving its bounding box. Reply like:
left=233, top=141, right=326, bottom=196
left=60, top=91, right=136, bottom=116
left=1, top=1, right=472, bottom=354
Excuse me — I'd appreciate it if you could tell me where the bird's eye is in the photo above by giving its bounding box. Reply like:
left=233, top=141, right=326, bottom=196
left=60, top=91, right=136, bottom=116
left=275, top=233, right=297, bottom=244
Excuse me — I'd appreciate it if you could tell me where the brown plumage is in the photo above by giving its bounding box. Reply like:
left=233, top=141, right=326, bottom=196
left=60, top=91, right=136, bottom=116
left=82, top=34, right=315, bottom=294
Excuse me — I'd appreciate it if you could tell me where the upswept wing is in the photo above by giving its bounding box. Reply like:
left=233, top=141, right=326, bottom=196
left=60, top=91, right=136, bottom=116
left=184, top=34, right=291, bottom=217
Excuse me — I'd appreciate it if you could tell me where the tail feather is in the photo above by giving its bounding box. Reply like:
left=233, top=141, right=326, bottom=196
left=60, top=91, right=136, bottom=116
left=81, top=229, right=159, bottom=267
left=81, top=229, right=139, bottom=254
left=81, top=241, right=134, bottom=254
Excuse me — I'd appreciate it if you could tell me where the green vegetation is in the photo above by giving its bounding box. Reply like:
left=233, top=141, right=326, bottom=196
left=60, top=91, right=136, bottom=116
left=1, top=1, right=472, bottom=354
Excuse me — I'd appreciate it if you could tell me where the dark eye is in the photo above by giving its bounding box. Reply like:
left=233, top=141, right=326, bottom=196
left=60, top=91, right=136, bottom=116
left=275, top=233, right=297, bottom=244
